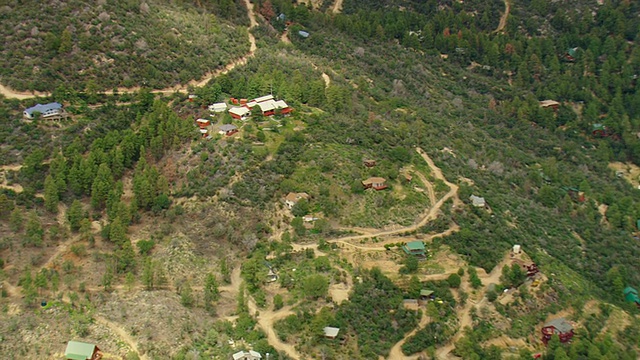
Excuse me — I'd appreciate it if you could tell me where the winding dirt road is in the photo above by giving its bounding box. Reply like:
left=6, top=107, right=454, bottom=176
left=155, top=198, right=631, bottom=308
left=0, top=0, right=259, bottom=99
left=332, top=0, right=344, bottom=14
left=494, top=0, right=510, bottom=33
left=248, top=298, right=301, bottom=360
left=388, top=310, right=430, bottom=360
left=94, top=314, right=150, bottom=360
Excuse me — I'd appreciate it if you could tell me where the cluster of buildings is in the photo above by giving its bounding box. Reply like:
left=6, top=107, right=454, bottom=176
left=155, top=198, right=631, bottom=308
left=223, top=94, right=292, bottom=121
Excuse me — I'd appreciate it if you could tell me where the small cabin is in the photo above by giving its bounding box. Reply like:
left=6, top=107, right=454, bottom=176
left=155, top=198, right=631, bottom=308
left=229, top=106, right=251, bottom=121
left=512, top=244, right=521, bottom=254
left=232, top=350, right=262, bottom=360
left=363, top=159, right=376, bottom=167
left=469, top=195, right=486, bottom=208
left=199, top=129, right=208, bottom=138
left=284, top=192, right=310, bottom=209
left=539, top=100, right=560, bottom=110
left=65, top=341, right=102, bottom=360
left=323, top=326, right=340, bottom=339
left=209, top=102, right=227, bottom=113
left=298, top=30, right=310, bottom=38
left=219, top=124, right=238, bottom=136
left=624, top=287, right=640, bottom=308
left=362, top=177, right=387, bottom=190
left=592, top=123, right=607, bottom=137
left=419, top=289, right=435, bottom=301
left=196, top=119, right=210, bottom=128
left=402, top=241, right=426, bottom=257
left=542, top=318, right=574, bottom=344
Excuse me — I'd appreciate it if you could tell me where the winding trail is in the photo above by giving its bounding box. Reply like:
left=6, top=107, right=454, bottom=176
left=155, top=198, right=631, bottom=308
left=326, top=147, right=461, bottom=247
left=248, top=298, right=301, bottom=360
left=0, top=0, right=259, bottom=99
left=494, top=0, right=510, bottom=33
left=94, top=314, right=150, bottom=360
left=388, top=311, right=430, bottom=360
left=332, top=0, right=344, bottom=14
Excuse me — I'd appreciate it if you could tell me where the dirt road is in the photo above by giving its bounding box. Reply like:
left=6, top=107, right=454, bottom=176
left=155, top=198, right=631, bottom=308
left=94, top=314, right=150, bottom=360
left=494, top=0, right=510, bottom=33
left=332, top=0, right=344, bottom=14
left=248, top=298, right=301, bottom=360
left=388, top=310, right=430, bottom=359
left=0, top=0, right=258, bottom=99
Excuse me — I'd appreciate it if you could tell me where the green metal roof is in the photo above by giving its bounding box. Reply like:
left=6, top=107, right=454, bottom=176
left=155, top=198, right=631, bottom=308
left=405, top=241, right=425, bottom=250
left=592, top=123, right=606, bottom=131
left=420, top=289, right=434, bottom=297
left=65, top=341, right=96, bottom=360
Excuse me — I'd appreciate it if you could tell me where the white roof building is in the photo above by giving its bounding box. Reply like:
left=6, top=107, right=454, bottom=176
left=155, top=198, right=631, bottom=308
left=257, top=100, right=278, bottom=113
left=274, top=100, right=289, bottom=109
left=232, top=350, right=262, bottom=360
left=254, top=94, right=274, bottom=103
left=229, top=106, right=251, bottom=119
left=209, top=102, right=227, bottom=112
left=469, top=195, right=486, bottom=207
left=323, top=326, right=340, bottom=339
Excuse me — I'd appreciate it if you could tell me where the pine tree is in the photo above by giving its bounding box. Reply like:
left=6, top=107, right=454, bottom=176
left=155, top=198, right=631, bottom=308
left=204, top=273, right=220, bottom=313
left=68, top=200, right=84, bottom=232
left=44, top=175, right=59, bottom=213
left=91, top=163, right=113, bottom=209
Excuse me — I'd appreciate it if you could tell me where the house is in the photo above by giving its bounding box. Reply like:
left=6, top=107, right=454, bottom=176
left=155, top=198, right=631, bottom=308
left=624, top=287, right=640, bottom=307
left=209, top=102, right=228, bottom=113
left=303, top=215, right=319, bottom=222
left=229, top=106, right=251, bottom=120
left=592, top=123, right=607, bottom=137
left=254, top=94, right=275, bottom=103
left=512, top=244, right=521, bottom=254
left=323, top=326, right=340, bottom=339
left=419, top=289, right=435, bottom=301
left=219, top=124, right=238, bottom=136
left=65, top=341, right=102, bottom=360
left=402, top=241, right=426, bottom=257
left=274, top=100, right=292, bottom=115
left=257, top=100, right=278, bottom=116
left=188, top=94, right=197, bottom=102
left=541, top=318, right=574, bottom=344
left=284, top=192, right=310, bottom=209
left=23, top=102, right=66, bottom=120
left=298, top=30, right=310, bottom=38
left=240, top=98, right=248, bottom=105
left=199, top=129, right=209, bottom=138
left=196, top=119, right=210, bottom=128
left=563, top=47, right=579, bottom=62
left=363, top=159, right=376, bottom=167
left=469, top=195, right=486, bottom=208
left=539, top=100, right=560, bottom=110
left=232, top=350, right=262, bottom=360
left=403, top=299, right=419, bottom=310
left=362, top=177, right=387, bottom=190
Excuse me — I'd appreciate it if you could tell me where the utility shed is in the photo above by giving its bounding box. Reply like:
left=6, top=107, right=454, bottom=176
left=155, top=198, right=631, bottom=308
left=323, top=326, right=340, bottom=339
left=65, top=341, right=102, bottom=360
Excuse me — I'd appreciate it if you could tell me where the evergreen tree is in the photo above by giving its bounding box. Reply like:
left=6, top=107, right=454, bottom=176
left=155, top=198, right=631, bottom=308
left=91, top=163, right=113, bottom=209
left=44, top=175, right=59, bottom=213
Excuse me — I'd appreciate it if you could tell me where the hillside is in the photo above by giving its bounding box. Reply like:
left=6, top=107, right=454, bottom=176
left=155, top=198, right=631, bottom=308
left=1, top=0, right=640, bottom=359
left=0, top=0, right=249, bottom=92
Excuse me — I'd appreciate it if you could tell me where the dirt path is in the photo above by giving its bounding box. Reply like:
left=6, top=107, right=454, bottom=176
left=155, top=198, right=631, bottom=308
left=94, top=314, right=150, bottom=360
left=414, top=169, right=436, bottom=205
left=248, top=297, right=301, bottom=360
left=332, top=0, right=344, bottom=14
left=388, top=310, right=430, bottom=359
left=494, top=0, right=510, bottom=33
left=281, top=29, right=292, bottom=44
left=328, top=147, right=461, bottom=246
left=0, top=0, right=258, bottom=99
left=219, top=265, right=242, bottom=294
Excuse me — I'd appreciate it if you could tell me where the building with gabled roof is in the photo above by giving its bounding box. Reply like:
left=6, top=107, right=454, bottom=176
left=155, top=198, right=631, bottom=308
left=65, top=341, right=102, bottom=360
left=362, top=177, right=387, bottom=190
left=232, top=350, right=262, bottom=360
left=209, top=102, right=227, bottom=113
left=539, top=100, right=560, bottom=110
left=229, top=106, right=251, bottom=120
left=541, top=318, right=574, bottom=344
left=254, top=94, right=274, bottom=103
left=402, top=241, right=426, bottom=256
left=624, top=287, right=640, bottom=307
left=285, top=192, right=310, bottom=209
left=219, top=124, right=238, bottom=136
left=469, top=195, right=486, bottom=208
left=24, top=102, right=66, bottom=120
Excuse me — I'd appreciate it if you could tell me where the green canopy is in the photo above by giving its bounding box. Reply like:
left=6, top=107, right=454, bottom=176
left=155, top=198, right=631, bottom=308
left=65, top=341, right=96, bottom=360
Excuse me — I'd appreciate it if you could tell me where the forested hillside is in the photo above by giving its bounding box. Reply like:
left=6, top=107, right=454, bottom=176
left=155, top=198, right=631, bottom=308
left=0, top=0, right=249, bottom=92
left=1, top=0, right=640, bottom=359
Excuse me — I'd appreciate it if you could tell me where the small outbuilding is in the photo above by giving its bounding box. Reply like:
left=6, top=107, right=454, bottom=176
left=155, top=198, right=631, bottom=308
left=469, top=195, right=486, bottom=208
left=363, top=159, right=376, bottom=167
left=65, top=341, right=102, bottom=360
left=402, top=299, right=419, bottom=311
left=513, top=244, right=521, bottom=254
left=539, top=100, right=560, bottom=110
left=323, top=326, right=340, bottom=339
left=419, top=289, right=435, bottom=301
left=219, top=124, right=238, bottom=136
left=624, top=287, right=640, bottom=307
left=232, top=350, right=262, bottom=360
left=284, top=192, right=310, bottom=209
left=196, top=118, right=210, bottom=128
left=298, top=30, right=310, bottom=38
left=209, top=102, right=228, bottom=113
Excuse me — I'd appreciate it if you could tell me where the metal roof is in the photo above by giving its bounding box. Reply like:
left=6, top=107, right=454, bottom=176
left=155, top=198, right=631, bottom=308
left=24, top=102, right=62, bottom=116
left=544, top=318, right=573, bottom=333
left=323, top=326, right=340, bottom=338
left=65, top=341, right=96, bottom=360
